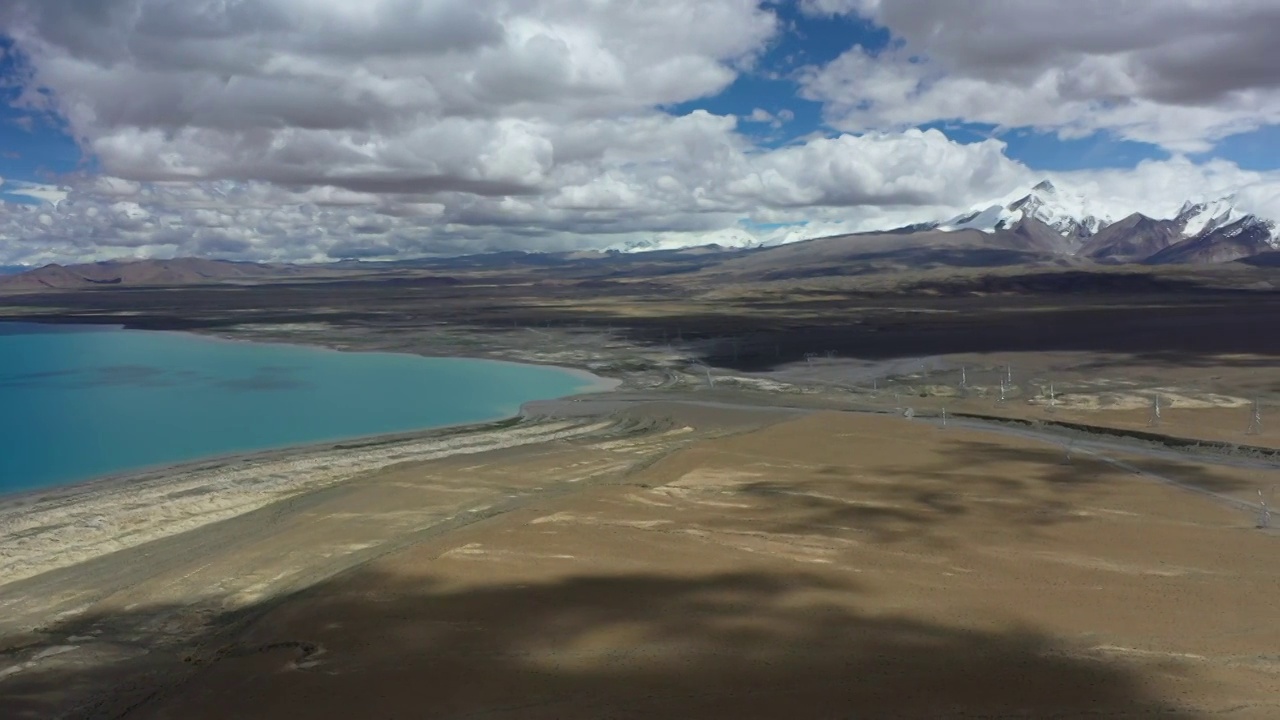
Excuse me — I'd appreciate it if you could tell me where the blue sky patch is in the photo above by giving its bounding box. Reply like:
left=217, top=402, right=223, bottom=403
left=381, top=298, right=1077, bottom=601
left=669, top=4, right=890, bottom=147
left=659, top=4, right=1274, bottom=174
left=1199, top=125, right=1280, bottom=171
left=0, top=36, right=84, bottom=193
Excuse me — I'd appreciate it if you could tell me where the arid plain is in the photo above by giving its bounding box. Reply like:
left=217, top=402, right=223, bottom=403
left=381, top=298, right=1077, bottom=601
left=2, top=254, right=1279, bottom=718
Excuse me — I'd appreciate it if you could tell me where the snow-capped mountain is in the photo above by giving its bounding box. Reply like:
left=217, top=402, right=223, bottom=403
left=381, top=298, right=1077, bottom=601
left=939, top=180, right=1114, bottom=241
left=936, top=181, right=1278, bottom=264
left=1083, top=195, right=1278, bottom=264
left=1175, top=197, right=1247, bottom=238
left=607, top=227, right=771, bottom=253
left=609, top=180, right=1278, bottom=265
left=1149, top=213, right=1279, bottom=264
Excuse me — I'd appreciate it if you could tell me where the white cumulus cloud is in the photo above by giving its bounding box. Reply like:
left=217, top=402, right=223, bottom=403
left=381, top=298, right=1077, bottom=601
left=801, top=0, right=1280, bottom=152
left=1, top=0, right=1280, bottom=264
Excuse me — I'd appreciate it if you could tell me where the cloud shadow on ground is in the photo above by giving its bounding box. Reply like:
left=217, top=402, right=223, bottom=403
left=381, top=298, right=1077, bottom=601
left=0, top=568, right=1204, bottom=719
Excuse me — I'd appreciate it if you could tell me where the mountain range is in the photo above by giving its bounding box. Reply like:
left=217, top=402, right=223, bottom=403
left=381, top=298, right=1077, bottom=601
left=3, top=181, right=1279, bottom=292
left=0, top=257, right=334, bottom=291
left=926, top=181, right=1278, bottom=264
left=610, top=180, right=1279, bottom=264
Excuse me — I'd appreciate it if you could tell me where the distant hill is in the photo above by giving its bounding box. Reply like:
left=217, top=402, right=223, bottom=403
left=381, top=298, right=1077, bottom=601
left=1239, top=251, right=1280, bottom=267
left=699, top=227, right=1069, bottom=282
left=0, top=264, right=108, bottom=291
left=1077, top=213, right=1182, bottom=264
left=8, top=212, right=1280, bottom=296
left=0, top=258, right=338, bottom=292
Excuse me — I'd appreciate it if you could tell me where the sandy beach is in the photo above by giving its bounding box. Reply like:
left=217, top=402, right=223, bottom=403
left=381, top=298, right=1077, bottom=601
left=0, top=327, right=623, bottom=589
left=0, top=415, right=621, bottom=588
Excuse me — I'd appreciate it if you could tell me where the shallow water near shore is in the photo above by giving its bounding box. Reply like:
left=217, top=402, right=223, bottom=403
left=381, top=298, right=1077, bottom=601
left=0, top=323, right=602, bottom=493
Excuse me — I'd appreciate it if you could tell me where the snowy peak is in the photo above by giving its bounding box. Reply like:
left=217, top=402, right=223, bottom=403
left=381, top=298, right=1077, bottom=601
left=1213, top=214, right=1279, bottom=246
left=1167, top=195, right=1278, bottom=255
left=608, top=228, right=767, bottom=253
left=1148, top=213, right=1279, bottom=264
left=931, top=182, right=1280, bottom=264
left=940, top=204, right=1005, bottom=232
left=938, top=180, right=1112, bottom=243
left=1174, top=196, right=1247, bottom=238
left=1004, top=181, right=1110, bottom=239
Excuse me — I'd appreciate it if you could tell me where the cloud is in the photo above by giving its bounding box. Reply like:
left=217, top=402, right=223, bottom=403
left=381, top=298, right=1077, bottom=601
left=1054, top=156, right=1280, bottom=220
left=7, top=145, right=1280, bottom=265
left=7, top=108, right=1048, bottom=260
left=1, top=180, right=68, bottom=205
left=744, top=107, right=795, bottom=129
left=2, top=1, right=1280, bottom=264
left=723, top=128, right=1026, bottom=208
left=0, top=125, right=1032, bottom=264
left=3, top=0, right=777, bottom=190
left=801, top=0, right=1280, bottom=152
left=797, top=0, right=878, bottom=17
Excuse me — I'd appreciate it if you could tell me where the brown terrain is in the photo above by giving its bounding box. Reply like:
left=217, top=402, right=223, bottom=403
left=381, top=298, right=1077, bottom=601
left=0, top=258, right=340, bottom=291
left=2, top=408, right=1276, bottom=718
left=1, top=250, right=1278, bottom=718
left=154, top=414, right=1279, bottom=720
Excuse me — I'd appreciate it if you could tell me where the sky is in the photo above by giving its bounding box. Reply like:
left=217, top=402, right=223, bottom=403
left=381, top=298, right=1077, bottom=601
left=3, top=0, right=1280, bottom=265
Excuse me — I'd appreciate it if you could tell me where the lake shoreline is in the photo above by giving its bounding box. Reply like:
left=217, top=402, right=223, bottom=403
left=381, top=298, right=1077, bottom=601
left=0, top=411, right=630, bottom=588
left=0, top=321, right=633, bottom=590
left=0, top=322, right=622, bottom=501
left=0, top=404, right=595, bottom=511
left=0, top=315, right=634, bottom=382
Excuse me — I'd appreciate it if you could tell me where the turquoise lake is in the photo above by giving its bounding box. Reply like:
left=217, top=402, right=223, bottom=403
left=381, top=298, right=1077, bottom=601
left=0, top=323, right=600, bottom=494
